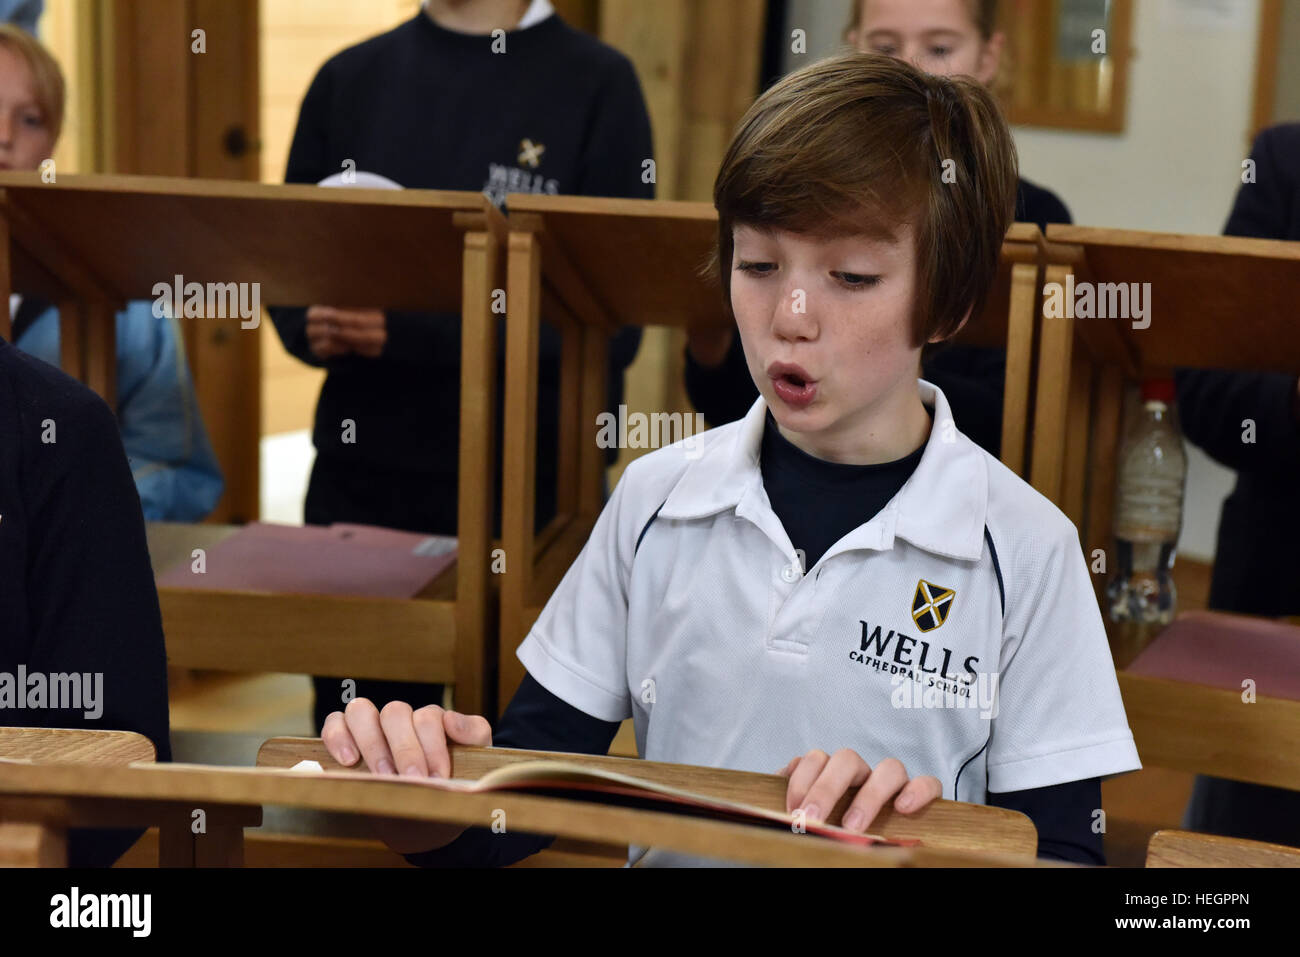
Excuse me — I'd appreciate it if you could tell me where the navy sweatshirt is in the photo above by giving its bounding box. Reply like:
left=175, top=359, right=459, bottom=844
left=0, top=339, right=172, bottom=866
left=405, top=409, right=1103, bottom=867
left=268, top=10, right=653, bottom=537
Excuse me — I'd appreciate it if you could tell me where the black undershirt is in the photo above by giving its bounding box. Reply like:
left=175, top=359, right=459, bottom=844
left=760, top=408, right=928, bottom=571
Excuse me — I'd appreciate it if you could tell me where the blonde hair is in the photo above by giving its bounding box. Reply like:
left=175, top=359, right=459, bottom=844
left=0, top=23, right=65, bottom=141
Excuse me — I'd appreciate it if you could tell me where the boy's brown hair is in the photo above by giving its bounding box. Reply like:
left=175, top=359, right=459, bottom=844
left=0, top=24, right=65, bottom=141
left=709, top=51, right=1017, bottom=348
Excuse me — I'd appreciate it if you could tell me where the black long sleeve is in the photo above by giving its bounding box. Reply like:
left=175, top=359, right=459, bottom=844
left=1174, top=368, right=1299, bottom=474
left=988, top=778, right=1105, bottom=865
left=0, top=341, right=173, bottom=867
left=402, top=672, right=621, bottom=867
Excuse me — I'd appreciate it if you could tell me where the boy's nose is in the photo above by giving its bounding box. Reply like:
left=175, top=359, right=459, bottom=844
left=771, top=284, right=817, bottom=342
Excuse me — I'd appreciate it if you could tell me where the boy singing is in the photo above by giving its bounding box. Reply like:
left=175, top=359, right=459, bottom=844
left=322, top=52, right=1140, bottom=866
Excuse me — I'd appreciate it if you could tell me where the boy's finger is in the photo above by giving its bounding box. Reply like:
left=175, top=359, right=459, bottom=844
left=443, top=710, right=493, bottom=748
left=412, top=704, right=451, bottom=778
left=343, top=697, right=396, bottom=775
left=800, top=749, right=870, bottom=823
left=774, top=756, right=800, bottom=777
left=840, top=757, right=908, bottom=832
left=320, top=710, right=359, bottom=767
left=783, top=749, right=829, bottom=813
left=379, top=700, right=431, bottom=778
left=894, top=775, right=943, bottom=814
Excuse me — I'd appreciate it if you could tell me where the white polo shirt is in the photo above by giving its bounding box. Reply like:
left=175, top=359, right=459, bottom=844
left=517, top=379, right=1141, bottom=860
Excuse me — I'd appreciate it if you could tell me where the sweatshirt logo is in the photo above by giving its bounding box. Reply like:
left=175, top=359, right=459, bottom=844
left=912, top=579, right=955, bottom=632
left=518, top=138, right=545, bottom=167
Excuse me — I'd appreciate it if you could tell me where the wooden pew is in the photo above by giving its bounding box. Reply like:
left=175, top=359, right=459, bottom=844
left=1032, top=226, right=1300, bottom=594
left=0, top=727, right=166, bottom=866
left=0, top=752, right=1052, bottom=867
left=255, top=737, right=1039, bottom=861
left=1146, top=829, right=1300, bottom=867
left=0, top=172, right=507, bottom=720
left=1118, top=611, right=1300, bottom=791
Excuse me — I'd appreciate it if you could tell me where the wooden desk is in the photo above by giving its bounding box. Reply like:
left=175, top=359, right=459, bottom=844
left=256, top=737, right=1039, bottom=859
left=147, top=522, right=461, bottom=685
left=1118, top=670, right=1300, bottom=791
left=1033, top=226, right=1300, bottom=558
left=0, top=173, right=508, bottom=717
left=0, top=744, right=1045, bottom=868
left=1147, top=829, right=1300, bottom=867
left=497, top=193, right=1047, bottom=703
left=0, top=727, right=178, bottom=866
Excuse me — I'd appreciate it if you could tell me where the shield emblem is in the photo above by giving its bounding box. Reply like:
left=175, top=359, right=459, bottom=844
left=912, top=579, right=955, bottom=632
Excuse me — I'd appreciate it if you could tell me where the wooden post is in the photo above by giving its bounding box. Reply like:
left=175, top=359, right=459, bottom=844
left=500, top=224, right=543, bottom=708
left=0, top=821, right=66, bottom=866
left=454, top=212, right=500, bottom=720
left=1030, top=263, right=1076, bottom=503
left=84, top=299, right=118, bottom=408
left=1000, top=260, right=1039, bottom=476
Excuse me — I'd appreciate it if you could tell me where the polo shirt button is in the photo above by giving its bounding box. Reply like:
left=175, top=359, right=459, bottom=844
left=781, top=563, right=800, bottom=583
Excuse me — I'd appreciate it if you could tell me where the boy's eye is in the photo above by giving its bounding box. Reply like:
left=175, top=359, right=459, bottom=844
left=834, top=272, right=881, bottom=289
left=735, top=260, right=775, bottom=276
left=871, top=44, right=898, bottom=56
left=21, top=113, right=44, bottom=129
left=929, top=46, right=952, bottom=58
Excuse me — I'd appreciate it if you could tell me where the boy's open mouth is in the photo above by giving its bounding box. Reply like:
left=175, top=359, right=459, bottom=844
left=767, top=361, right=817, bottom=408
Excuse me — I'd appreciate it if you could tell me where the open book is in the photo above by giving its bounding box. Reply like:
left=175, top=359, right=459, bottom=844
left=285, top=757, right=919, bottom=848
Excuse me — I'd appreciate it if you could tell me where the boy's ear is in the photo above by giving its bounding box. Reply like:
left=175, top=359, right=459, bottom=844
left=928, top=307, right=974, bottom=345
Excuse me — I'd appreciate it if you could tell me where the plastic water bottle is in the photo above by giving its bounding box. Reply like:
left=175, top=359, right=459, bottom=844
left=1105, top=379, right=1187, bottom=664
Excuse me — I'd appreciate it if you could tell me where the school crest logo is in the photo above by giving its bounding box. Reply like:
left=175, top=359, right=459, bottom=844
left=518, top=138, right=545, bottom=168
left=911, top=579, right=955, bottom=632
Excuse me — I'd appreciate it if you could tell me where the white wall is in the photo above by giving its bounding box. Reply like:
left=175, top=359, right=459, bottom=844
left=780, top=0, right=1265, bottom=561
left=1013, top=0, right=1260, bottom=235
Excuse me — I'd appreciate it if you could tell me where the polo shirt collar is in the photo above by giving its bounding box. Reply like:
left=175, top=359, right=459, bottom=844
left=658, top=379, right=989, bottom=562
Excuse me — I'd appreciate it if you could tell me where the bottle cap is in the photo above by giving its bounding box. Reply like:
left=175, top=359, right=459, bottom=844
left=1141, top=379, right=1175, bottom=404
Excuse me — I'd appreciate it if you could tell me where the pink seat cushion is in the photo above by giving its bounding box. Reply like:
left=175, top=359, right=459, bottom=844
left=1126, top=610, right=1300, bottom=701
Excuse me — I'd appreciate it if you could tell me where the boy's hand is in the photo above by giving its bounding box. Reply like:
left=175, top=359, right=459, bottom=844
left=777, top=749, right=942, bottom=833
left=321, top=697, right=493, bottom=854
left=305, top=306, right=387, bottom=359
